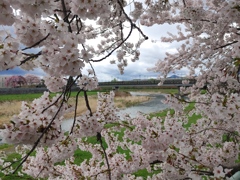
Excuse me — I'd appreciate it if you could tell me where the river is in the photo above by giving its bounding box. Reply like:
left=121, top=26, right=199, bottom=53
left=61, top=92, right=168, bottom=131
left=118, top=92, right=168, bottom=117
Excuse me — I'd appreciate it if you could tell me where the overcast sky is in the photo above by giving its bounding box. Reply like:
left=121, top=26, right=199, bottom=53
left=0, top=22, right=188, bottom=82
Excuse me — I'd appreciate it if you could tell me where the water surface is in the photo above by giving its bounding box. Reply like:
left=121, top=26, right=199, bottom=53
left=118, top=92, right=168, bottom=118
left=62, top=92, right=168, bottom=131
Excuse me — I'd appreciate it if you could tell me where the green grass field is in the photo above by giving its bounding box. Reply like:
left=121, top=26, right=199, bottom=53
left=0, top=91, right=99, bottom=102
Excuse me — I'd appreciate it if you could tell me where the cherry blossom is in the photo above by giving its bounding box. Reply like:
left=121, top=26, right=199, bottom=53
left=5, top=75, right=27, bottom=88
left=0, top=0, right=240, bottom=179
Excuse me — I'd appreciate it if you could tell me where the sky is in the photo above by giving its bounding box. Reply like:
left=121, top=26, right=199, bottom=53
left=85, top=23, right=188, bottom=81
left=0, top=18, right=188, bottom=82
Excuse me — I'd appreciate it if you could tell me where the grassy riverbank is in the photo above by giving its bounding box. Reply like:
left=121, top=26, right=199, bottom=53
left=0, top=90, right=151, bottom=128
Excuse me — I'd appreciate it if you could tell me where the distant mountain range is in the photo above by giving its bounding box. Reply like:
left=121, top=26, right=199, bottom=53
left=168, top=75, right=180, bottom=78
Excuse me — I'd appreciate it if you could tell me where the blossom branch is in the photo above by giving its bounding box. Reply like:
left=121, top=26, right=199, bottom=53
left=12, top=100, right=65, bottom=174
left=90, top=26, right=133, bottom=62
left=91, top=0, right=148, bottom=63
left=173, top=94, right=209, bottom=105
left=10, top=76, right=78, bottom=173
left=42, top=76, right=77, bottom=113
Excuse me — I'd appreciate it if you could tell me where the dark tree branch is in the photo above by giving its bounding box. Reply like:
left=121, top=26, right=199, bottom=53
left=150, top=160, right=163, bottom=165
left=88, top=61, right=96, bottom=76
left=117, top=0, right=148, bottom=40
left=97, top=132, right=111, bottom=180
left=69, top=14, right=76, bottom=23
left=214, top=41, right=238, bottom=50
left=42, top=76, right=77, bottom=113
left=173, top=94, right=209, bottom=105
left=182, top=0, right=186, bottom=7
left=1, top=158, right=21, bottom=171
left=70, top=89, right=82, bottom=134
left=20, top=51, right=42, bottom=65
left=64, top=76, right=74, bottom=101
left=60, top=0, right=72, bottom=33
left=120, top=21, right=124, bottom=40
left=190, top=128, right=240, bottom=138
left=76, top=16, right=83, bottom=34
left=190, top=169, right=213, bottom=176
left=83, top=90, right=92, bottom=116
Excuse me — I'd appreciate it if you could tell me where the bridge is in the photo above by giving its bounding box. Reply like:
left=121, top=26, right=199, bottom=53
left=98, top=78, right=196, bottom=88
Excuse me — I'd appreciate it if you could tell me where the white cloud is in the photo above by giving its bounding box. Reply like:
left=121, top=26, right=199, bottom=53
left=1, top=19, right=188, bottom=82
left=83, top=24, right=185, bottom=82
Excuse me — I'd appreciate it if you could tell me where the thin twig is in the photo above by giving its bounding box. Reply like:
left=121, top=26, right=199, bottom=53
left=70, top=89, right=82, bottom=134
left=20, top=51, right=42, bottom=65
left=1, top=158, right=21, bottom=171
left=190, top=127, right=240, bottom=138
left=42, top=93, right=64, bottom=113
left=214, top=41, right=238, bottom=50
left=42, top=76, right=78, bottom=113
left=190, top=169, right=213, bottom=176
left=117, top=0, right=148, bottom=40
left=173, top=95, right=209, bottom=105
left=21, top=33, right=50, bottom=51
left=88, top=61, right=96, bottom=76
left=90, top=24, right=133, bottom=62
left=222, top=164, right=240, bottom=177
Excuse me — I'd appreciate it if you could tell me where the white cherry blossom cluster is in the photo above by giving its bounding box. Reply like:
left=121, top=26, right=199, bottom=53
left=43, top=76, right=67, bottom=93
left=0, top=0, right=14, bottom=26
left=130, top=2, right=143, bottom=22
left=22, top=136, right=78, bottom=178
left=77, top=75, right=98, bottom=91
left=0, top=92, right=72, bottom=146
left=69, top=0, right=111, bottom=20
left=96, top=91, right=120, bottom=123
left=39, top=32, right=85, bottom=77
left=0, top=32, right=22, bottom=70
left=14, top=14, right=44, bottom=47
